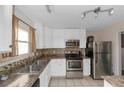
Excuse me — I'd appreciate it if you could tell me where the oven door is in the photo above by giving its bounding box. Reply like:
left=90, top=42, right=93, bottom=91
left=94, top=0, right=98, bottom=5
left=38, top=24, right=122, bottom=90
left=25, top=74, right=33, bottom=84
left=66, top=60, right=83, bottom=71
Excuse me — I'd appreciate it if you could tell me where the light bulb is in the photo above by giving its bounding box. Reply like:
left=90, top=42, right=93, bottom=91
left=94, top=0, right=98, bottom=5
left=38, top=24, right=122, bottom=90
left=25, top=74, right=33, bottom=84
left=109, top=8, right=114, bottom=15
left=81, top=13, right=86, bottom=19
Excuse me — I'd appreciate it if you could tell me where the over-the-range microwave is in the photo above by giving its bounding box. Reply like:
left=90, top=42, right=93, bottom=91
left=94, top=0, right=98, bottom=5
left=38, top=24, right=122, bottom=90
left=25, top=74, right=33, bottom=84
left=66, top=40, right=80, bottom=48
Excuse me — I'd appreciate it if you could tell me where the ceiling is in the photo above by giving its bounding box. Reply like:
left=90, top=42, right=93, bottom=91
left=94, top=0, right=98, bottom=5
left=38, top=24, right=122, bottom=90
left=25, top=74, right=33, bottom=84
left=16, top=5, right=124, bottom=31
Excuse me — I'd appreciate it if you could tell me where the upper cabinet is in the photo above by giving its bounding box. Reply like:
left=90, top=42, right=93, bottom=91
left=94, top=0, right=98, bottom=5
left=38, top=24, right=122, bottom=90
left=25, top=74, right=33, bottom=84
left=52, top=30, right=65, bottom=48
left=64, top=29, right=80, bottom=40
left=0, top=6, right=12, bottom=51
left=41, top=28, right=86, bottom=48
left=64, top=29, right=86, bottom=48
left=79, top=29, right=86, bottom=48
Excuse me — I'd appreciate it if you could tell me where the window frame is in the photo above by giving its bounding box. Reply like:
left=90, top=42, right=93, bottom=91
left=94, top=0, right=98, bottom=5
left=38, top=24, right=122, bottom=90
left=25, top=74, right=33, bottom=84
left=16, top=21, right=30, bottom=55
left=12, top=15, right=36, bottom=56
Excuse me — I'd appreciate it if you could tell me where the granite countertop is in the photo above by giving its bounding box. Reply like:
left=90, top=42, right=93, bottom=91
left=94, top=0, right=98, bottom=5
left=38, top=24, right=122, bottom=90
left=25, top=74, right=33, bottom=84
left=0, top=55, right=65, bottom=87
left=0, top=74, right=39, bottom=87
left=102, top=76, right=124, bottom=87
left=0, top=59, right=49, bottom=87
left=0, top=54, right=30, bottom=67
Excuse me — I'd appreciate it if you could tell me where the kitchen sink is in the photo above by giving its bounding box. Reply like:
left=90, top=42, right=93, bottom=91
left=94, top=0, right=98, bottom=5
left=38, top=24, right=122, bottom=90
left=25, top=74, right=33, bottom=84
left=15, top=60, right=47, bottom=74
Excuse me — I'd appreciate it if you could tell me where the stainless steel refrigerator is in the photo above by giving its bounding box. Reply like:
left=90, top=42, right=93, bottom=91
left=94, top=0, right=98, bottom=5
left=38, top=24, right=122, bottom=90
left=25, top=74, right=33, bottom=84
left=93, top=41, right=112, bottom=79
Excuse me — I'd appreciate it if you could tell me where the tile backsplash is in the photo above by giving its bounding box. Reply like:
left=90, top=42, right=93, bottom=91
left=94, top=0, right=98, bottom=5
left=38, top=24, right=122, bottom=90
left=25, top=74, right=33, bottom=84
left=36, top=48, right=85, bottom=57
left=0, top=51, right=12, bottom=59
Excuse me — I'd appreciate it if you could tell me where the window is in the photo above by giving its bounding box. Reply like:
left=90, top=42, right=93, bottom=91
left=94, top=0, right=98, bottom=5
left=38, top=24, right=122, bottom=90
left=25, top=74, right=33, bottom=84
left=12, top=15, right=36, bottom=56
left=16, top=21, right=29, bottom=55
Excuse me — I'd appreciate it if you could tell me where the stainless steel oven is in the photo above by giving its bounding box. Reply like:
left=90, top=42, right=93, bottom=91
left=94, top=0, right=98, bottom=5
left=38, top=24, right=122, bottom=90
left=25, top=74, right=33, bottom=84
left=65, top=39, right=83, bottom=78
left=66, top=60, right=83, bottom=78
left=66, top=60, right=83, bottom=71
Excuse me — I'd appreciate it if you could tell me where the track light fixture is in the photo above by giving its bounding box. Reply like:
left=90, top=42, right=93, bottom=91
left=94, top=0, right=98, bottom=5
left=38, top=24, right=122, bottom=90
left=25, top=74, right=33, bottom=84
left=81, top=7, right=114, bottom=19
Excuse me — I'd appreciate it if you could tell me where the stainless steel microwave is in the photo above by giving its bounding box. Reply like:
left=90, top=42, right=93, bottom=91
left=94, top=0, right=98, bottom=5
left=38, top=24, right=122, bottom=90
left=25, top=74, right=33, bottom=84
left=66, top=40, right=80, bottom=47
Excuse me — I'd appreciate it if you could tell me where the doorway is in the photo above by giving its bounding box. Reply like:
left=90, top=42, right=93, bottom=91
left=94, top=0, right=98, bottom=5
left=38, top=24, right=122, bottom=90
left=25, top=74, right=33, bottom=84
left=120, top=32, right=124, bottom=75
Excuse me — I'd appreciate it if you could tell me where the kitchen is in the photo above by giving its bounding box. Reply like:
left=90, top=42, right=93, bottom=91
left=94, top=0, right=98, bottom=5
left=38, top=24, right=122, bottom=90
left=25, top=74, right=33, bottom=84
left=0, top=5, right=124, bottom=88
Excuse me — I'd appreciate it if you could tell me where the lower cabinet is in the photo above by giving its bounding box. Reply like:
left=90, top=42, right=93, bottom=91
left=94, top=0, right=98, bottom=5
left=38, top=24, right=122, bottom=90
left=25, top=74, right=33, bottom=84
left=104, top=80, right=113, bottom=87
left=50, top=59, right=66, bottom=77
left=39, top=62, right=51, bottom=87
left=39, top=59, right=66, bottom=87
left=39, top=65, right=49, bottom=87
left=83, top=58, right=91, bottom=76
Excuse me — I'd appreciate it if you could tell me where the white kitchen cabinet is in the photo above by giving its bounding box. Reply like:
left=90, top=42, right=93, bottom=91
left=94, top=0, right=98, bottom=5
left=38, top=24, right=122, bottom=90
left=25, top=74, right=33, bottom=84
left=39, top=67, right=47, bottom=87
left=64, top=29, right=86, bottom=48
left=47, top=62, right=51, bottom=84
left=52, top=30, right=65, bottom=48
left=41, top=28, right=86, bottom=48
left=39, top=62, right=51, bottom=87
left=44, top=27, right=53, bottom=48
left=104, top=80, right=113, bottom=87
left=39, top=69, right=45, bottom=87
left=43, top=65, right=49, bottom=87
left=0, top=6, right=12, bottom=51
left=50, top=59, right=66, bottom=77
left=35, top=24, right=45, bottom=49
left=39, top=59, right=66, bottom=87
left=83, top=58, right=91, bottom=76
left=64, top=29, right=80, bottom=40
left=79, top=29, right=86, bottom=48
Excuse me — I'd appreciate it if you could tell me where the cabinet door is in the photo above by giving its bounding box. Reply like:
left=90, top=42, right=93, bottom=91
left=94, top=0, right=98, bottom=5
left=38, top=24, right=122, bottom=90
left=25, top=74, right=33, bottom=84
left=39, top=70, right=45, bottom=87
left=79, top=29, right=86, bottom=48
left=83, top=59, right=91, bottom=76
left=53, top=31, right=60, bottom=48
left=0, top=6, right=12, bottom=51
left=58, top=31, right=65, bottom=48
left=39, top=62, right=51, bottom=87
left=52, top=30, right=65, bottom=48
left=44, top=29, right=53, bottom=48
left=64, top=29, right=80, bottom=40
left=46, top=63, right=51, bottom=85
left=44, top=67, right=49, bottom=87
left=50, top=59, right=66, bottom=76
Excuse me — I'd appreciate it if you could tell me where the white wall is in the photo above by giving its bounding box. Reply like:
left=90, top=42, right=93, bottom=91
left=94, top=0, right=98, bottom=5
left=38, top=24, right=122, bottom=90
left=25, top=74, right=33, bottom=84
left=15, top=7, right=46, bottom=50
left=0, top=6, right=45, bottom=51
left=0, top=5, right=12, bottom=51
left=14, top=7, right=35, bottom=27
left=86, top=21, right=124, bottom=75
left=0, top=6, right=43, bottom=51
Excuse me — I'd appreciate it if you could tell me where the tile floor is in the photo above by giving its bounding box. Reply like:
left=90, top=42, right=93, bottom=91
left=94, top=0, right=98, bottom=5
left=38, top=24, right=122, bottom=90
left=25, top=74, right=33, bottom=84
left=49, top=76, right=104, bottom=87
